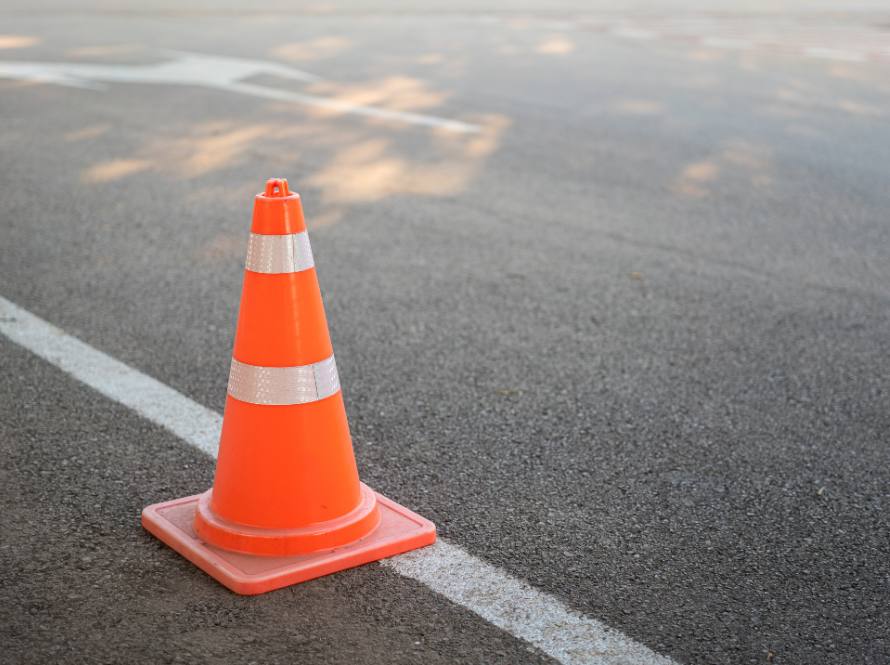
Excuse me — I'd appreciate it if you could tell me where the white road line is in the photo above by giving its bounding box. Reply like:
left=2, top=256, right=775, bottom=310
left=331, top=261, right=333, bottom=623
left=0, top=294, right=676, bottom=665
left=609, top=27, right=657, bottom=41
left=0, top=51, right=480, bottom=134
left=701, top=37, right=754, bottom=51
left=0, top=296, right=221, bottom=458
left=386, top=541, right=675, bottom=665
left=803, top=47, right=866, bottom=63
left=226, top=81, right=480, bottom=134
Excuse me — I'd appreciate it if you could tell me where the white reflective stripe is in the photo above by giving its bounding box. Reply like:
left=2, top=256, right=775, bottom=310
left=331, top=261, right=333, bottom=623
left=227, top=355, right=340, bottom=405
left=244, top=232, right=314, bottom=274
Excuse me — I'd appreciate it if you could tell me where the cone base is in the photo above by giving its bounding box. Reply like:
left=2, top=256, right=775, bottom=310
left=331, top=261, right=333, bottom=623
left=142, top=490, right=436, bottom=595
left=194, top=484, right=381, bottom=556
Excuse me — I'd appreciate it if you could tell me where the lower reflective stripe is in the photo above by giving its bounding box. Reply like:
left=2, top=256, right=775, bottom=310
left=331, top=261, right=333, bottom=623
left=244, top=231, right=314, bottom=274
left=227, top=355, right=340, bottom=405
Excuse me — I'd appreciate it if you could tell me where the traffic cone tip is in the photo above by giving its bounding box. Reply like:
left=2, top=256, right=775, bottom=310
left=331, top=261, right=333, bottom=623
left=253, top=178, right=304, bottom=235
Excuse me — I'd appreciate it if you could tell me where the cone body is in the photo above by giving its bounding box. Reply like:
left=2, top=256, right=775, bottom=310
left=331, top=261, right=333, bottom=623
left=142, top=178, right=435, bottom=594
left=193, top=180, right=380, bottom=556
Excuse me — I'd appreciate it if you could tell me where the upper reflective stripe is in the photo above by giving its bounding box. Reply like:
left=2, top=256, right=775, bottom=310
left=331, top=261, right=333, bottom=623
left=227, top=355, right=340, bottom=405
left=244, top=232, right=314, bottom=274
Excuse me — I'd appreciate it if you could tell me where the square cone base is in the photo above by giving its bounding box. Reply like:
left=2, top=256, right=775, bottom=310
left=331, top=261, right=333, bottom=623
left=142, top=491, right=436, bottom=595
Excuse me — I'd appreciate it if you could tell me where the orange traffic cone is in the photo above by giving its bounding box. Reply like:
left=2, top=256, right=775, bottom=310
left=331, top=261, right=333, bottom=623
left=142, top=178, right=435, bottom=594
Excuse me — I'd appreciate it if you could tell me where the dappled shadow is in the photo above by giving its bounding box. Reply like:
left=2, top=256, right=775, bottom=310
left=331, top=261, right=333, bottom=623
left=0, top=35, right=38, bottom=50
left=304, top=76, right=449, bottom=115
left=82, top=159, right=151, bottom=184
left=417, top=53, right=445, bottom=65
left=672, top=140, right=772, bottom=199
left=305, top=114, right=508, bottom=226
left=64, top=125, right=110, bottom=142
left=59, top=54, right=509, bottom=253
left=536, top=35, right=575, bottom=56
left=149, top=123, right=271, bottom=179
left=763, top=80, right=887, bottom=120
left=81, top=123, right=280, bottom=183
left=66, top=44, right=143, bottom=59
left=271, top=37, right=351, bottom=62
left=610, top=99, right=664, bottom=116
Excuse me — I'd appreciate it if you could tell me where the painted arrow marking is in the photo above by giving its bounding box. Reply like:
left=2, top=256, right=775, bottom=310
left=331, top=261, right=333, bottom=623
left=0, top=50, right=480, bottom=133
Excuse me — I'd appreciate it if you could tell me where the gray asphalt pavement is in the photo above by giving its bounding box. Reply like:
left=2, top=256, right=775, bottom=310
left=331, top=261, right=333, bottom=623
left=1, top=3, right=889, bottom=664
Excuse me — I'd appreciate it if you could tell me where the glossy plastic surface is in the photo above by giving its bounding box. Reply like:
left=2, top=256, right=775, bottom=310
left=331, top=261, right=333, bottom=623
left=143, top=490, right=436, bottom=595
left=142, top=178, right=435, bottom=590
left=195, top=179, right=375, bottom=554
left=251, top=178, right=306, bottom=235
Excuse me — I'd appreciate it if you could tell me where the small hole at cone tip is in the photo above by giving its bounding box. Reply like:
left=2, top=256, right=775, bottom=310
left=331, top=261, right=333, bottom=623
left=265, top=178, right=290, bottom=197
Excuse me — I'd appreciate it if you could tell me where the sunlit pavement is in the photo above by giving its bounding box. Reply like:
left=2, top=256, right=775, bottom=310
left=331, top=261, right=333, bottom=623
left=1, top=3, right=889, bottom=664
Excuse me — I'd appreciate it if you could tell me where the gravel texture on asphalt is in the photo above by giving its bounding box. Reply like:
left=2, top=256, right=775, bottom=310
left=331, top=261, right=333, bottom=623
left=1, top=6, right=889, bottom=664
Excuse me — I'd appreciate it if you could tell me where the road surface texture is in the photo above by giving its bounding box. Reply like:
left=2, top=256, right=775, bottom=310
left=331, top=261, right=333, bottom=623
left=1, top=2, right=888, bottom=664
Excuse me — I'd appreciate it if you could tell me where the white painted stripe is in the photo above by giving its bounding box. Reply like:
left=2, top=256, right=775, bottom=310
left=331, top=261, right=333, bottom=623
left=225, top=81, right=480, bottom=134
left=803, top=47, right=866, bottom=63
left=384, top=541, right=675, bottom=665
left=0, top=296, right=221, bottom=458
left=0, top=53, right=481, bottom=134
left=610, top=27, right=656, bottom=41
left=702, top=37, right=754, bottom=51
left=0, top=294, right=675, bottom=665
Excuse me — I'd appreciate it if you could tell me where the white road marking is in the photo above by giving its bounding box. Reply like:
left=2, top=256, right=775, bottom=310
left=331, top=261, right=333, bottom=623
left=0, top=294, right=676, bottom=665
left=803, top=47, right=866, bottom=63
left=0, top=50, right=480, bottom=134
left=610, top=27, right=656, bottom=41
left=701, top=37, right=754, bottom=51
left=227, top=81, right=479, bottom=133
left=0, top=297, right=220, bottom=458
left=386, top=540, right=675, bottom=665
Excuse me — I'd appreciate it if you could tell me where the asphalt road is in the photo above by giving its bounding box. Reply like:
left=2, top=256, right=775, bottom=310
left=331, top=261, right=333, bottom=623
left=1, top=3, right=889, bottom=664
